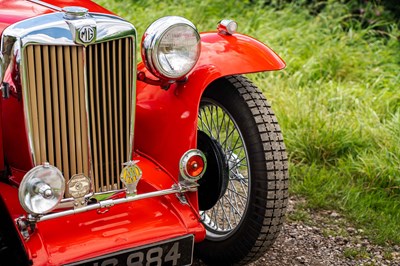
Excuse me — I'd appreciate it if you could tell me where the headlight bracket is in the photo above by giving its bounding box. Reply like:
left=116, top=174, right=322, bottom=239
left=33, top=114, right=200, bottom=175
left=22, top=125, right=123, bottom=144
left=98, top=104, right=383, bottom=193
left=137, top=71, right=188, bottom=90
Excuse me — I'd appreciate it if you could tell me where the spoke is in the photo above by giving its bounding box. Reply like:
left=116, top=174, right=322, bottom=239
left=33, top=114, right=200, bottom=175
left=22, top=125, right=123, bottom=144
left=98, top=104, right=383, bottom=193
left=230, top=166, right=249, bottom=191
left=227, top=137, right=241, bottom=161
left=223, top=117, right=233, bottom=149
left=229, top=187, right=244, bottom=216
left=229, top=145, right=244, bottom=152
left=236, top=162, right=249, bottom=168
left=216, top=196, right=223, bottom=229
left=230, top=177, right=248, bottom=182
left=226, top=192, right=234, bottom=227
left=218, top=196, right=233, bottom=230
left=231, top=173, right=249, bottom=198
left=217, top=109, right=225, bottom=143
left=207, top=106, right=215, bottom=137
left=223, top=194, right=242, bottom=221
left=219, top=196, right=225, bottom=230
left=198, top=109, right=211, bottom=132
left=228, top=193, right=240, bottom=226
left=203, top=106, right=214, bottom=138
left=229, top=156, right=247, bottom=171
left=230, top=171, right=249, bottom=184
left=210, top=105, right=219, bottom=139
left=227, top=185, right=246, bottom=207
left=222, top=126, right=236, bottom=150
left=222, top=111, right=229, bottom=147
left=198, top=116, right=212, bottom=133
left=209, top=105, right=215, bottom=137
left=211, top=203, right=218, bottom=228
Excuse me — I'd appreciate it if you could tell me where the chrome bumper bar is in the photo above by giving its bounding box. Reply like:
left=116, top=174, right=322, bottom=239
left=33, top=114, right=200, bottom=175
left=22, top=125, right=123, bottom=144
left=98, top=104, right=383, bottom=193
left=16, top=181, right=197, bottom=240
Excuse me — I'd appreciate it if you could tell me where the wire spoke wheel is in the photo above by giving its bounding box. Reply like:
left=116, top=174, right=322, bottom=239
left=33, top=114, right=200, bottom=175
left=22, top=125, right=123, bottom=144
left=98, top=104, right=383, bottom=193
left=195, top=75, right=288, bottom=265
left=198, top=100, right=250, bottom=239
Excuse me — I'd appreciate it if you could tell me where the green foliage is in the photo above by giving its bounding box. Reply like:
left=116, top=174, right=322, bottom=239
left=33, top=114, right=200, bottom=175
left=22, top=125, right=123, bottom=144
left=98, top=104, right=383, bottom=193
left=94, top=0, right=400, bottom=244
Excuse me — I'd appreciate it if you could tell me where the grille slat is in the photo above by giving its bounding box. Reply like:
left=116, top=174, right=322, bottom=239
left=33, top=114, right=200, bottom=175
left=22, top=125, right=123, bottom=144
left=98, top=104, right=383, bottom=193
left=78, top=47, right=90, bottom=178
left=56, top=46, right=70, bottom=180
left=24, top=38, right=133, bottom=194
left=106, top=42, right=114, bottom=190
left=88, top=46, right=99, bottom=190
left=100, top=42, right=110, bottom=190
left=125, top=39, right=131, bottom=163
left=118, top=40, right=124, bottom=190
left=94, top=43, right=105, bottom=190
left=50, top=46, right=62, bottom=171
left=26, top=46, right=41, bottom=163
left=65, top=46, right=77, bottom=177
left=43, top=46, right=54, bottom=166
left=112, top=41, right=121, bottom=190
left=35, top=46, right=47, bottom=161
left=71, top=46, right=83, bottom=174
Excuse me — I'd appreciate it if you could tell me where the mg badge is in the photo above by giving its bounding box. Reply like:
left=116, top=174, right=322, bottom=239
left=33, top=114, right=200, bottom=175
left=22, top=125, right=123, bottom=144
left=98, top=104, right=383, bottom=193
left=120, top=161, right=142, bottom=197
left=79, top=26, right=95, bottom=43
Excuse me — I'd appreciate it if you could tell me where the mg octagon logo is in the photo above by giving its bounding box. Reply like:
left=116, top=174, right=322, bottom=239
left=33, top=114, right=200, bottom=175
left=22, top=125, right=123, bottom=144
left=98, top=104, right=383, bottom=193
left=79, top=26, right=95, bottom=43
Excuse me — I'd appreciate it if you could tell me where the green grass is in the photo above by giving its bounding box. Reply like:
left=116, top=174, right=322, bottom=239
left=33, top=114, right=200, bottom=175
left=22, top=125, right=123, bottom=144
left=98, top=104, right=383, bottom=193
left=93, top=0, right=400, bottom=245
left=343, top=247, right=371, bottom=260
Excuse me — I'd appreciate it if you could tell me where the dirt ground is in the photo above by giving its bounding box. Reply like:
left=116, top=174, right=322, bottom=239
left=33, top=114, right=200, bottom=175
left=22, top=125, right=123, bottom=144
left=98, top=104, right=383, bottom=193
left=194, top=197, right=400, bottom=266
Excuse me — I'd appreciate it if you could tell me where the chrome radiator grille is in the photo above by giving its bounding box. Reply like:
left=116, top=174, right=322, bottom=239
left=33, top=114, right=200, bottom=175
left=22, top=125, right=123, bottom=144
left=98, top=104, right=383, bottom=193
left=24, top=38, right=134, bottom=193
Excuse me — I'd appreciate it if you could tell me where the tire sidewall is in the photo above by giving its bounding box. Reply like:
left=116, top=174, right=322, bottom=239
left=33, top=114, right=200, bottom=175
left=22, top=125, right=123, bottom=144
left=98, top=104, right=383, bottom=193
left=196, top=76, right=278, bottom=264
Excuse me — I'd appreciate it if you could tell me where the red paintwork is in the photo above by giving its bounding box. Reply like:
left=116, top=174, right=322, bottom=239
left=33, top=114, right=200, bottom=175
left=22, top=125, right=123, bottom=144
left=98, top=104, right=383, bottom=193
left=135, top=31, right=285, bottom=181
left=0, top=0, right=285, bottom=264
left=0, top=154, right=205, bottom=265
left=0, top=0, right=112, bottom=34
left=135, top=31, right=285, bottom=210
left=1, top=74, right=34, bottom=171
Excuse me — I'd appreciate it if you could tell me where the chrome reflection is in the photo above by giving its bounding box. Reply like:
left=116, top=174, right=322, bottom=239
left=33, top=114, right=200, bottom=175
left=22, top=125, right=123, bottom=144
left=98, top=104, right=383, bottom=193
left=0, top=11, right=136, bottom=88
left=0, top=11, right=137, bottom=194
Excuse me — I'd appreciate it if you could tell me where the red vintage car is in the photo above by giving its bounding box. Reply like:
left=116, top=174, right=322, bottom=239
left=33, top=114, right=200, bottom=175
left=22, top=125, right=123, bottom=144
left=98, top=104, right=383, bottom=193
left=0, top=0, right=288, bottom=265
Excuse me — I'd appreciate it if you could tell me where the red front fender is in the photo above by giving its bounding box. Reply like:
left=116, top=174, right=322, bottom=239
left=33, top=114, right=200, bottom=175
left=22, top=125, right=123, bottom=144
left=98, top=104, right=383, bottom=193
left=135, top=31, right=285, bottom=178
left=197, top=31, right=285, bottom=77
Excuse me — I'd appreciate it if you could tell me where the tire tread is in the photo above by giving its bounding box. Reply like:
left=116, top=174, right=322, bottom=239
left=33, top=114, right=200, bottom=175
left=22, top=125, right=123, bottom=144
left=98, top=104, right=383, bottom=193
left=196, top=75, right=288, bottom=265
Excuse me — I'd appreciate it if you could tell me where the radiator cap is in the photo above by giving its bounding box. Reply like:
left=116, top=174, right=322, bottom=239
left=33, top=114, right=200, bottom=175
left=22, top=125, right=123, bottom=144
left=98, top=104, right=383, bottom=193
left=63, top=6, right=88, bottom=20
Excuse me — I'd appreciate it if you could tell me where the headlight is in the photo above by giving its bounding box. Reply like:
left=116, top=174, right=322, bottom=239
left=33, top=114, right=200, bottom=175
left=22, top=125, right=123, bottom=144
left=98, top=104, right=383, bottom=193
left=18, top=163, right=65, bottom=215
left=141, top=16, right=201, bottom=80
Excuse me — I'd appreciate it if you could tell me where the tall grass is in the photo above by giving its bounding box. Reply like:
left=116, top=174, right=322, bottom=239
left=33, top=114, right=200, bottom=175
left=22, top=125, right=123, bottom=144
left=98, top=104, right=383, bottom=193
left=94, top=0, right=400, bottom=244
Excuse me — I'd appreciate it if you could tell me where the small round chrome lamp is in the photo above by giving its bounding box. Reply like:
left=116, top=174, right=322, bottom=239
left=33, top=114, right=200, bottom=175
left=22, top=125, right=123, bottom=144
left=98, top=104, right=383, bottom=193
left=18, top=163, right=65, bottom=215
left=179, top=149, right=207, bottom=182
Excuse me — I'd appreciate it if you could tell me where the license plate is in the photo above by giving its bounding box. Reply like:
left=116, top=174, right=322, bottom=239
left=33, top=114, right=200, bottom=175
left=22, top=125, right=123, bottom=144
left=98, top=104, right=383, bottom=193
left=65, top=235, right=194, bottom=266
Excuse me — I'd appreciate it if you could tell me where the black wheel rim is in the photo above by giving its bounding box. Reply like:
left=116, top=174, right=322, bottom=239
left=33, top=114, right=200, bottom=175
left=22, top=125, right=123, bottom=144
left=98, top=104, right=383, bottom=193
left=198, top=98, right=250, bottom=240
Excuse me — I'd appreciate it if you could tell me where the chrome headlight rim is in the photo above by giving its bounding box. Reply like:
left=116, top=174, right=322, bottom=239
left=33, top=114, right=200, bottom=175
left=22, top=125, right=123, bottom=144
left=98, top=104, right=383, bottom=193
left=141, top=16, right=201, bottom=80
left=18, top=163, right=65, bottom=215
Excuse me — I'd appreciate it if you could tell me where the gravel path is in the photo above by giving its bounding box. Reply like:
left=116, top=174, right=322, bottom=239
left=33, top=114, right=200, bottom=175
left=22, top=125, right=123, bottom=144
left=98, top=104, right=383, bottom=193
left=195, top=197, right=400, bottom=265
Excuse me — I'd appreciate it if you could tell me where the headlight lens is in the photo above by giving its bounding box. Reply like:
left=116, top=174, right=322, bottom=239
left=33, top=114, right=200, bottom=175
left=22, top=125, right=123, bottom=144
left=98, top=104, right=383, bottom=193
left=18, top=163, right=65, bottom=215
left=142, top=16, right=201, bottom=80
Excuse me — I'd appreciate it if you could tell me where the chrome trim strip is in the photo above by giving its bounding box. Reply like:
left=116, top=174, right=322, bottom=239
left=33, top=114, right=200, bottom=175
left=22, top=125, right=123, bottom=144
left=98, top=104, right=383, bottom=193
left=0, top=12, right=137, bottom=83
left=39, top=182, right=198, bottom=222
left=27, top=0, right=62, bottom=11
left=1, top=12, right=136, bottom=82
